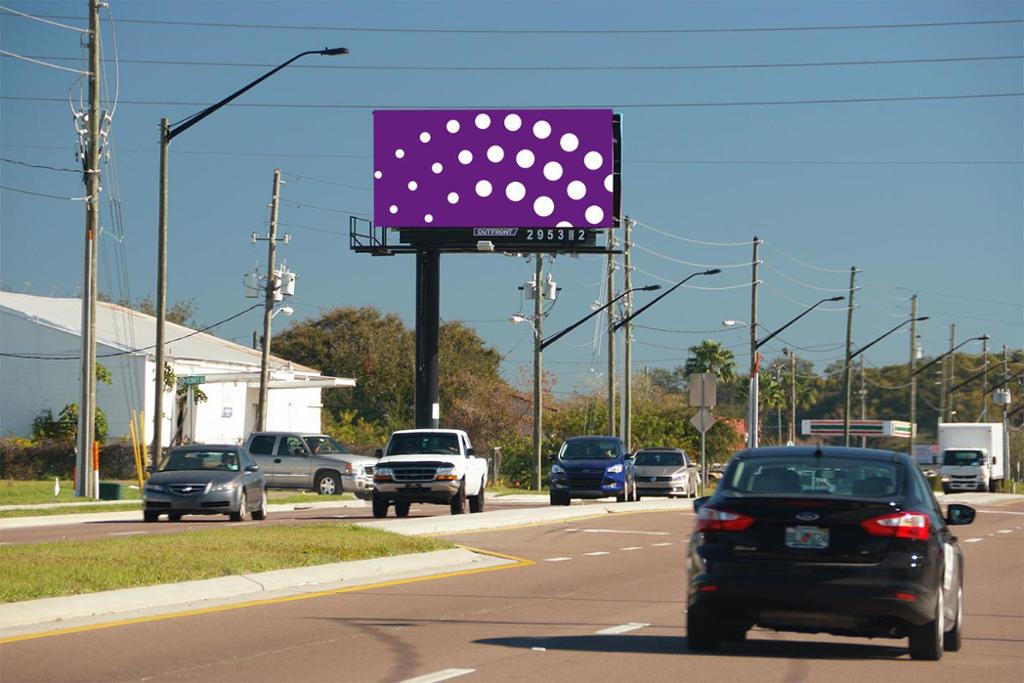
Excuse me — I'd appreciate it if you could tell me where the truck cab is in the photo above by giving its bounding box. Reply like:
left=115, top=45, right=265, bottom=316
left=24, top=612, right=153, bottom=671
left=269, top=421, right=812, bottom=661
left=938, top=422, right=1005, bottom=493
left=371, top=429, right=488, bottom=518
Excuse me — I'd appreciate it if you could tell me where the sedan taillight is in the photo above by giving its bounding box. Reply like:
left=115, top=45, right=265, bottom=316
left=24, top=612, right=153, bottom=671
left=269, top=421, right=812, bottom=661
left=696, top=506, right=755, bottom=532
left=860, top=512, right=930, bottom=541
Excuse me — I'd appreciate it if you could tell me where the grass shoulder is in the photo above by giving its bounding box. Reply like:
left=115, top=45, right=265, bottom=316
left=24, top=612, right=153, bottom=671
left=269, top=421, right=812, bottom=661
left=0, top=523, right=451, bottom=603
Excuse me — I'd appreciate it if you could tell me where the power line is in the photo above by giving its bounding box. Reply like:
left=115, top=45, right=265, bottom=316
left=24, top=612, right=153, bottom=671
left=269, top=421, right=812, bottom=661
left=631, top=219, right=756, bottom=246
left=0, top=156, right=82, bottom=173
left=763, top=242, right=851, bottom=274
left=0, top=6, right=89, bottom=33
left=0, top=50, right=90, bottom=74
left=0, top=183, right=82, bottom=201
left=3, top=144, right=1018, bottom=166
left=25, top=14, right=1024, bottom=34
left=280, top=171, right=370, bottom=192
left=8, top=52, right=1023, bottom=72
left=3, top=92, right=1021, bottom=110
left=631, top=242, right=756, bottom=269
left=763, top=262, right=852, bottom=293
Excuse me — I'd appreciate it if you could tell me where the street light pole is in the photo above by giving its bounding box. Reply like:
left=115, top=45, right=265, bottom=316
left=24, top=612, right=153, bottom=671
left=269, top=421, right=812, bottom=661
left=533, top=255, right=543, bottom=491
left=150, top=47, right=347, bottom=467
left=746, top=295, right=845, bottom=448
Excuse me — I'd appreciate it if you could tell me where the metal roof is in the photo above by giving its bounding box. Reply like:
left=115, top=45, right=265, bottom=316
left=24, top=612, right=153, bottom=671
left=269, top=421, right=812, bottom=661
left=0, top=291, right=315, bottom=372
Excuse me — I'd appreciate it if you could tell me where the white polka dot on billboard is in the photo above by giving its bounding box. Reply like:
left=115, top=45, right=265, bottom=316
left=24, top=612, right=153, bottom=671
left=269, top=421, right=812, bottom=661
left=432, top=162, right=443, bottom=174
left=504, top=113, right=522, bottom=131
left=448, top=192, right=460, bottom=204
left=407, top=181, right=418, bottom=191
left=374, top=170, right=382, bottom=179
left=446, top=119, right=460, bottom=134
left=584, top=151, right=603, bottom=170
left=560, top=133, right=579, bottom=152
left=476, top=180, right=492, bottom=197
left=487, top=145, right=505, bottom=163
left=458, top=150, right=473, bottom=164
left=533, top=196, right=554, bottom=217
left=506, top=181, right=526, bottom=202
left=567, top=181, right=586, bottom=200
left=475, top=113, right=491, bottom=129
left=585, top=205, right=604, bottom=225
left=516, top=149, right=535, bottom=169
left=533, top=120, right=551, bottom=139
left=543, top=162, right=563, bottom=181
left=395, top=148, right=405, bottom=159
left=389, top=205, right=398, bottom=215
left=419, top=132, right=431, bottom=143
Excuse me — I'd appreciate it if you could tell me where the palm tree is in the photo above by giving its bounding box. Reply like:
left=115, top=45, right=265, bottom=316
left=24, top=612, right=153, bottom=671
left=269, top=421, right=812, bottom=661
left=760, top=365, right=787, bottom=445
left=684, top=340, right=736, bottom=382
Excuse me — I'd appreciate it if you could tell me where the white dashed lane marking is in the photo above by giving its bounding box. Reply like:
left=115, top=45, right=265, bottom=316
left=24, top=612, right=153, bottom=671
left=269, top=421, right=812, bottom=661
left=581, top=529, right=671, bottom=536
left=651, top=542, right=674, bottom=546
left=620, top=546, right=643, bottom=551
left=399, top=669, right=475, bottom=683
left=584, top=551, right=610, bottom=556
left=596, top=623, right=649, bottom=635
left=963, top=538, right=984, bottom=543
left=997, top=529, right=1014, bottom=534
left=544, top=557, right=573, bottom=562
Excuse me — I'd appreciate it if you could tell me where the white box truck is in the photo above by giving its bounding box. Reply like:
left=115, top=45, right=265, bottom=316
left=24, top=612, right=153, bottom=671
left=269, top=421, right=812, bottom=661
left=938, top=422, right=1005, bottom=493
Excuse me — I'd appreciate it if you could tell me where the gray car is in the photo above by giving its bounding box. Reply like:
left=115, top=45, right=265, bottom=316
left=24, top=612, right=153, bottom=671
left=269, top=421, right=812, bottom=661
left=633, top=448, right=700, bottom=498
left=143, top=445, right=267, bottom=522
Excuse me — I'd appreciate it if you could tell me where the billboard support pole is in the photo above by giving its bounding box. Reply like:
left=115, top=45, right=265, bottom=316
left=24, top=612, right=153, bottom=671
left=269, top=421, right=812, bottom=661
left=415, top=248, right=441, bottom=429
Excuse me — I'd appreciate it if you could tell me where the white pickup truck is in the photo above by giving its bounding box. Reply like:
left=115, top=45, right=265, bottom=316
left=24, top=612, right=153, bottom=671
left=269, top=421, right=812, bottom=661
left=371, top=429, right=488, bottom=518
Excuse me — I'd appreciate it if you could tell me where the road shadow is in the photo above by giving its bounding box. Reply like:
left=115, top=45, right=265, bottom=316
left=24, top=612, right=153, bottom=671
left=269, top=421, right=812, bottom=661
left=475, top=634, right=908, bottom=660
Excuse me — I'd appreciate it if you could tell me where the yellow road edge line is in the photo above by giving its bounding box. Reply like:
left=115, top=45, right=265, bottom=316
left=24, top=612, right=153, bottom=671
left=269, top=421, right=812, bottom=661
left=0, top=549, right=534, bottom=646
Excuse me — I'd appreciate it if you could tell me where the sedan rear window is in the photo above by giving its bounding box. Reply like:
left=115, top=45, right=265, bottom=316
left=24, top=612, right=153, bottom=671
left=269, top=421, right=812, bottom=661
left=722, top=456, right=901, bottom=498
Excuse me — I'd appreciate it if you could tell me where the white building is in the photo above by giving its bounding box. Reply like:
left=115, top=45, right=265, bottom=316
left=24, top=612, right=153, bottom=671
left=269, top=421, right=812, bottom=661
left=0, top=292, right=354, bottom=445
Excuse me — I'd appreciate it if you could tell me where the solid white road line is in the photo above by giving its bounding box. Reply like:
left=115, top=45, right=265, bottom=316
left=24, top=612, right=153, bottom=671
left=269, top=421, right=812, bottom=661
left=596, top=623, right=649, bottom=635
left=584, top=551, right=610, bottom=556
left=976, top=510, right=1024, bottom=516
left=963, top=538, right=983, bottom=543
left=544, top=557, right=573, bottom=562
left=399, top=669, right=475, bottom=683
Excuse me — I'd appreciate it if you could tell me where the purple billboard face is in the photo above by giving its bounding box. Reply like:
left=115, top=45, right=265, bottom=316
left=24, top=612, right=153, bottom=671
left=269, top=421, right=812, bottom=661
left=373, top=109, right=614, bottom=229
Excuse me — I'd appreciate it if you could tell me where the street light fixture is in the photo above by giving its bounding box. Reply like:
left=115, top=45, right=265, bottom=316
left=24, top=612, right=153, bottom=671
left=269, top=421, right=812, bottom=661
left=151, top=47, right=347, bottom=467
left=539, top=284, right=662, bottom=351
left=745, top=295, right=845, bottom=447
left=613, top=269, right=720, bottom=333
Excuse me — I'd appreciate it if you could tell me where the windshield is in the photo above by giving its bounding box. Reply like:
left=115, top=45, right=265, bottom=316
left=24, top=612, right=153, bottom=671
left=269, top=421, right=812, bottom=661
left=304, top=436, right=348, bottom=455
left=387, top=432, right=460, bottom=456
left=635, top=451, right=685, bottom=467
left=943, top=450, right=984, bottom=466
left=721, top=456, right=901, bottom=498
left=559, top=438, right=621, bottom=460
left=160, top=450, right=239, bottom=472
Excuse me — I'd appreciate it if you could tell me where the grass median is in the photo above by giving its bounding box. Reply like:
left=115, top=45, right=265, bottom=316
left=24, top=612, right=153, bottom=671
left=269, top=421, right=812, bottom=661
left=0, top=523, right=452, bottom=603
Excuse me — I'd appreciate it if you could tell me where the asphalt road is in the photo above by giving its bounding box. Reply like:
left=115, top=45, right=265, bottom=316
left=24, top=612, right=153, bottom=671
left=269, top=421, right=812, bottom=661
left=1, top=501, right=1021, bottom=682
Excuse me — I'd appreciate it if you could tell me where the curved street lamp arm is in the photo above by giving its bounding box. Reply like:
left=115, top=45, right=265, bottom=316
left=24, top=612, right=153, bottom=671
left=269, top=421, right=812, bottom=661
left=168, top=47, right=347, bottom=141
left=540, top=285, right=654, bottom=351
left=754, top=295, right=844, bottom=351
left=850, top=316, right=929, bottom=362
left=612, top=269, right=720, bottom=333
left=911, top=333, right=987, bottom=378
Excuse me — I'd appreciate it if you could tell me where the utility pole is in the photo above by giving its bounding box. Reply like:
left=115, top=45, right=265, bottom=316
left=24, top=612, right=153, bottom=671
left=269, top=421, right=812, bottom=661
left=532, top=254, right=543, bottom=491
left=606, top=231, right=617, bottom=435
left=859, top=356, right=867, bottom=448
left=945, top=324, right=956, bottom=422
left=785, top=348, right=795, bottom=445
left=76, top=0, right=101, bottom=497
left=152, top=121, right=170, bottom=472
left=622, top=218, right=633, bottom=451
left=842, top=266, right=858, bottom=446
left=748, top=236, right=760, bottom=447
left=909, top=294, right=918, bottom=456
left=981, top=335, right=989, bottom=420
left=255, top=169, right=285, bottom=432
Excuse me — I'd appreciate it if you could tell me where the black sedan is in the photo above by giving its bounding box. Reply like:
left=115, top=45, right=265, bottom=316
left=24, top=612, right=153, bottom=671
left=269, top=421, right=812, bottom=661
left=687, top=446, right=975, bottom=660
left=143, top=445, right=267, bottom=522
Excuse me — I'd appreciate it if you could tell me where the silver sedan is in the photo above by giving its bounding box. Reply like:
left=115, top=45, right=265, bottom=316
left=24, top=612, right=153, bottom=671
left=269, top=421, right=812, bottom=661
left=143, top=445, right=267, bottom=522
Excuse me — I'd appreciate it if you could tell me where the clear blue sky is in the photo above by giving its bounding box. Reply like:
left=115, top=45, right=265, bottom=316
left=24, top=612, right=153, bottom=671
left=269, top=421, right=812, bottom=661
left=2, top=1, right=1021, bottom=402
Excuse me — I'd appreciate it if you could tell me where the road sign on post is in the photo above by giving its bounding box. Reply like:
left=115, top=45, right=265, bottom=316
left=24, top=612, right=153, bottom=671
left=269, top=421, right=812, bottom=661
left=688, top=373, right=718, bottom=496
left=689, top=373, right=717, bottom=408
left=690, top=408, right=717, bottom=433
left=178, top=375, right=205, bottom=386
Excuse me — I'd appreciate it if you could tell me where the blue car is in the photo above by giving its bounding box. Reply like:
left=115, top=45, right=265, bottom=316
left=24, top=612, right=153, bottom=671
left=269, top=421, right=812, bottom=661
left=549, top=435, right=639, bottom=505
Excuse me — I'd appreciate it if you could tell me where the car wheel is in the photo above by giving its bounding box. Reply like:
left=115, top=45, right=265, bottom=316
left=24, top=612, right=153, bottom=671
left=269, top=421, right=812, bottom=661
left=944, top=585, right=964, bottom=652
left=252, top=491, right=268, bottom=521
left=550, top=492, right=570, bottom=506
left=909, top=589, right=944, bottom=660
left=315, top=472, right=340, bottom=496
left=469, top=481, right=485, bottom=513
left=143, top=511, right=159, bottom=523
left=687, top=609, right=721, bottom=652
left=988, top=479, right=999, bottom=493
left=394, top=501, right=411, bottom=518
left=633, top=479, right=641, bottom=502
left=230, top=491, right=248, bottom=522
left=450, top=480, right=467, bottom=515
left=372, top=491, right=389, bottom=518
left=168, top=513, right=182, bottom=522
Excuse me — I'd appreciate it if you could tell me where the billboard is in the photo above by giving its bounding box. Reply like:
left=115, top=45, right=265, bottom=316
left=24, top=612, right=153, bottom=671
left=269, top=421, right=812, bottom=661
left=373, top=109, right=615, bottom=229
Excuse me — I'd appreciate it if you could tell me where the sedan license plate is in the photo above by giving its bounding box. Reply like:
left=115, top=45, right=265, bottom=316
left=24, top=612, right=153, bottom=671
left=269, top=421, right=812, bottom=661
left=785, top=525, right=829, bottom=549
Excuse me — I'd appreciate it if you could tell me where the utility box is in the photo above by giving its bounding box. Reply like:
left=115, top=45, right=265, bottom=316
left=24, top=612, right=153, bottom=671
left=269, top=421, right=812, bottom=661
left=98, top=482, right=124, bottom=500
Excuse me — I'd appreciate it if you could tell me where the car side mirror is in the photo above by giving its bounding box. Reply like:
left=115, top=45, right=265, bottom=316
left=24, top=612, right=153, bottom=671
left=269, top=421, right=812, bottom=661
left=693, top=496, right=710, bottom=513
left=245, top=464, right=260, bottom=472
left=946, top=503, right=975, bottom=526
left=626, top=453, right=635, bottom=461
left=547, top=454, right=557, bottom=463
left=374, top=448, right=383, bottom=459
left=467, top=448, right=476, bottom=456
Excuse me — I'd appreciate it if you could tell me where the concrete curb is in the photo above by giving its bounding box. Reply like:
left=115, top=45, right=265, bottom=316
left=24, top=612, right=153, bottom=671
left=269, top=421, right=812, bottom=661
left=0, top=547, right=509, bottom=637
left=0, top=499, right=368, bottom=530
